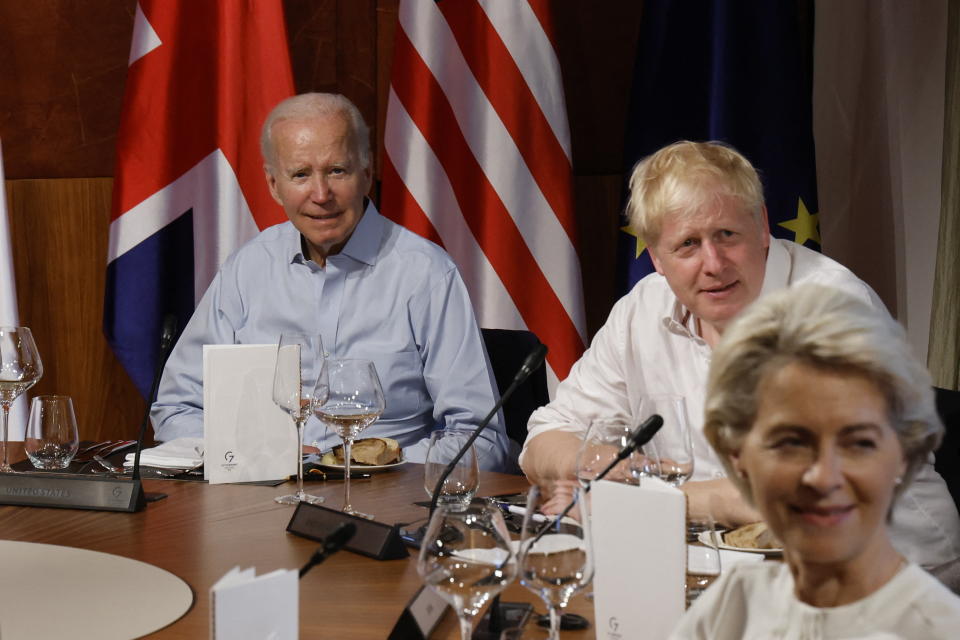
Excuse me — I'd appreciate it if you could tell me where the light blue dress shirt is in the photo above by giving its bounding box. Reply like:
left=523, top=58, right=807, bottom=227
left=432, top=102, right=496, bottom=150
left=151, top=203, right=510, bottom=471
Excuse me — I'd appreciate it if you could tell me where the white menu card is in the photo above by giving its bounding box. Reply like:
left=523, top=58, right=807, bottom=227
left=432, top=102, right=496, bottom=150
left=591, top=477, right=686, bottom=640
left=211, top=566, right=297, bottom=639
left=203, top=344, right=297, bottom=484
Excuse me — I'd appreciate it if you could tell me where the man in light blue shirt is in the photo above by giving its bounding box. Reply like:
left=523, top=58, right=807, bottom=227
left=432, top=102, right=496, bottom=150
left=152, top=93, right=510, bottom=471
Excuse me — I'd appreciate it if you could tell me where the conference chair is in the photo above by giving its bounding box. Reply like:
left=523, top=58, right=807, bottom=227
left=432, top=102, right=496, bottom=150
left=480, top=328, right=550, bottom=459
left=934, top=386, right=960, bottom=508
left=932, top=386, right=960, bottom=594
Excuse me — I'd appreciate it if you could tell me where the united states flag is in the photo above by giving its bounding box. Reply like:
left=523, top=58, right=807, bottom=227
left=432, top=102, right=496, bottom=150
left=382, top=0, right=587, bottom=389
left=105, top=0, right=294, bottom=397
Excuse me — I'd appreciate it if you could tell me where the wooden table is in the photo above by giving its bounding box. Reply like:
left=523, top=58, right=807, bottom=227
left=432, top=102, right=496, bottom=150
left=0, top=450, right=595, bottom=638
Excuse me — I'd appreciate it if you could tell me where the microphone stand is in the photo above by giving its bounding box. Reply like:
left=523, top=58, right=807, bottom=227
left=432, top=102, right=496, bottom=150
left=131, top=314, right=178, bottom=484
left=427, top=342, right=548, bottom=520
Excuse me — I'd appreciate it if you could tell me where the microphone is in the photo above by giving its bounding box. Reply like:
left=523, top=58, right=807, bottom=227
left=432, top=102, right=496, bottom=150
left=299, top=522, right=357, bottom=578
left=427, top=341, right=548, bottom=519
left=131, top=314, right=179, bottom=482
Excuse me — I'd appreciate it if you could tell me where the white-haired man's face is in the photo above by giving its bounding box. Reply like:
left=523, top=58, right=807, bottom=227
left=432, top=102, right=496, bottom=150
left=265, top=113, right=372, bottom=266
left=649, top=194, right=769, bottom=346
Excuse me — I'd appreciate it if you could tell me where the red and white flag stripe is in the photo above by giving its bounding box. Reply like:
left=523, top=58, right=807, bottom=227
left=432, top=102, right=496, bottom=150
left=0, top=139, right=27, bottom=439
left=383, top=0, right=586, bottom=387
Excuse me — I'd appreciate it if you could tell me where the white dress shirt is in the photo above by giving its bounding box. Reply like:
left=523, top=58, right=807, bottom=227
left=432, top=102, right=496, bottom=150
left=522, top=238, right=960, bottom=567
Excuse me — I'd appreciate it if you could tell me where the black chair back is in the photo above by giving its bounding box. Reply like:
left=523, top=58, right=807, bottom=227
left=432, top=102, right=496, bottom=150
left=481, top=328, right=550, bottom=449
left=934, top=386, right=960, bottom=508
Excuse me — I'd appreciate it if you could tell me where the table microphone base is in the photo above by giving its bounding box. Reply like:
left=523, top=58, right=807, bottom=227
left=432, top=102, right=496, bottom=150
left=0, top=471, right=146, bottom=512
left=472, top=600, right=534, bottom=639
left=287, top=502, right=409, bottom=560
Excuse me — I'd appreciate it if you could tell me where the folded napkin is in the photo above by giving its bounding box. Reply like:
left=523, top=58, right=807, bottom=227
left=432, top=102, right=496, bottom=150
left=124, top=437, right=204, bottom=469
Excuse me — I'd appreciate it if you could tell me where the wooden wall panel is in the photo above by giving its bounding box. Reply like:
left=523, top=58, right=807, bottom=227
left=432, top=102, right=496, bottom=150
left=5, top=178, right=144, bottom=442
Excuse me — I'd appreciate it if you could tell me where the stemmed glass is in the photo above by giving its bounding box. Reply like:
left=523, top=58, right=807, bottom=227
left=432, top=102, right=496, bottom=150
left=313, top=359, right=384, bottom=519
left=636, top=394, right=694, bottom=487
left=518, top=485, right=594, bottom=640
left=0, top=327, right=43, bottom=473
left=272, top=333, right=327, bottom=505
left=424, top=426, right=480, bottom=511
left=417, top=503, right=517, bottom=640
left=576, top=419, right=657, bottom=487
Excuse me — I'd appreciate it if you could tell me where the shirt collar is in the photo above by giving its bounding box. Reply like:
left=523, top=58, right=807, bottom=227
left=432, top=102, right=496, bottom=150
left=336, top=200, right=382, bottom=267
left=758, top=235, right=789, bottom=297
left=288, top=200, right=383, bottom=267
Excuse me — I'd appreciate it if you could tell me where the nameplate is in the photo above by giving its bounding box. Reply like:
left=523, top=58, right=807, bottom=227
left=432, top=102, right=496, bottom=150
left=286, top=502, right=409, bottom=561
left=0, top=472, right=145, bottom=512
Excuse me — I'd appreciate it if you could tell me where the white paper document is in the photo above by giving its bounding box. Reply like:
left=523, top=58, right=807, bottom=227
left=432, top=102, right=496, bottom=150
left=203, top=344, right=297, bottom=484
left=211, top=566, right=298, bottom=640
left=591, top=477, right=686, bottom=640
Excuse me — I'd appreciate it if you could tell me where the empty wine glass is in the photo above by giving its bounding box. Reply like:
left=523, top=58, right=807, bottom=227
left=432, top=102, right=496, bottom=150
left=576, top=419, right=657, bottom=487
left=518, top=485, right=593, bottom=640
left=272, top=333, right=327, bottom=505
left=637, top=394, right=694, bottom=487
left=686, top=497, right=722, bottom=607
left=424, top=426, right=480, bottom=511
left=417, top=502, right=517, bottom=640
left=25, top=395, right=79, bottom=470
left=0, top=327, right=43, bottom=473
left=314, top=359, right=384, bottom=519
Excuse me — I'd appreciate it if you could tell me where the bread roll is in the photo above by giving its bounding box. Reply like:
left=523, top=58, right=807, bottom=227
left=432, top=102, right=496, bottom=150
left=723, top=521, right=782, bottom=549
left=326, top=437, right=401, bottom=465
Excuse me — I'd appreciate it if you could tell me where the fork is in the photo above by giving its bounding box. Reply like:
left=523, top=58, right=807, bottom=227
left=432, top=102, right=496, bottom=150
left=74, top=440, right=122, bottom=462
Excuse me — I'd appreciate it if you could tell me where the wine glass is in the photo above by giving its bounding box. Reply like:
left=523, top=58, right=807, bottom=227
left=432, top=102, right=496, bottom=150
left=25, top=395, right=79, bottom=470
left=424, top=426, right=480, bottom=511
left=518, top=485, right=593, bottom=640
left=272, top=333, right=327, bottom=505
left=575, top=419, right=657, bottom=487
left=686, top=502, right=722, bottom=608
left=636, top=394, right=694, bottom=487
left=0, top=327, right=43, bottom=473
left=417, top=503, right=517, bottom=640
left=313, top=359, right=384, bottom=519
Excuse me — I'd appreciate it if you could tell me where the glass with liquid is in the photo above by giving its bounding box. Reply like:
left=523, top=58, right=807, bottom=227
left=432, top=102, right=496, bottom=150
left=313, top=359, right=384, bottom=519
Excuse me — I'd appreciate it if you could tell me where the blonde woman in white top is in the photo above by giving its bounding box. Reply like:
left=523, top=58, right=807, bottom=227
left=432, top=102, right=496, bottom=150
left=671, top=284, right=960, bottom=639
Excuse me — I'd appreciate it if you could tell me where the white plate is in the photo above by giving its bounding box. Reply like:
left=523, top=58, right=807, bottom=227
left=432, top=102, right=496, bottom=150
left=698, top=530, right=783, bottom=556
left=316, top=454, right=407, bottom=472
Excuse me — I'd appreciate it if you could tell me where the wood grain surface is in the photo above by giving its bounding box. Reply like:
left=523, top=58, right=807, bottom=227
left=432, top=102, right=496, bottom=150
left=0, top=455, right=595, bottom=639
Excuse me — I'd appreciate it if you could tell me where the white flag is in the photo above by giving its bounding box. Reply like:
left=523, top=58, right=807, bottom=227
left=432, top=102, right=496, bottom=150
left=0, top=139, right=27, bottom=440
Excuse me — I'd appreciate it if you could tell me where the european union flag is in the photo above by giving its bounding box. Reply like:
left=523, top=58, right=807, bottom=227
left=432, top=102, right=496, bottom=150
left=617, top=0, right=819, bottom=293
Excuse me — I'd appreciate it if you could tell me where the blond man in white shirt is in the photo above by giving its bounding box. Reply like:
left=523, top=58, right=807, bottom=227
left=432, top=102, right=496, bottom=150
left=519, top=141, right=960, bottom=569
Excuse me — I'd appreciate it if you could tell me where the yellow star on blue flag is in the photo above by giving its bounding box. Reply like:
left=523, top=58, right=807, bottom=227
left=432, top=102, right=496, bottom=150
left=621, top=225, right=647, bottom=258
left=778, top=198, right=820, bottom=246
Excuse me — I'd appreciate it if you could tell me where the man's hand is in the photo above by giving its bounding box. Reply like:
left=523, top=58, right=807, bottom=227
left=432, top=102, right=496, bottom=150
left=519, top=430, right=583, bottom=485
left=681, top=477, right=761, bottom=528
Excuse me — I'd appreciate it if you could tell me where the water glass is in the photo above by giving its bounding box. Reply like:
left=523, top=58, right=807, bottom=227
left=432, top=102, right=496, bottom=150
left=636, top=394, right=694, bottom=486
left=686, top=531, right=722, bottom=607
left=25, top=395, right=79, bottom=470
left=424, top=427, right=480, bottom=511
left=576, top=419, right=656, bottom=487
